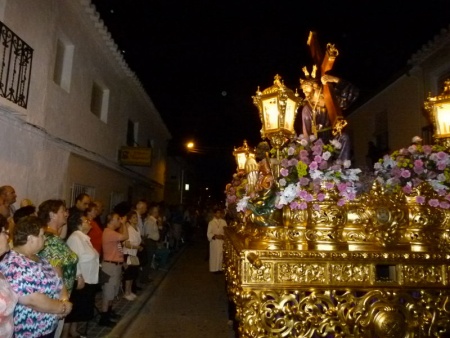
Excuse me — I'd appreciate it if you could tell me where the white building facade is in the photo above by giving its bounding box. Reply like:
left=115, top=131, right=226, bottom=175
left=0, top=0, right=171, bottom=209
left=347, top=27, right=450, bottom=169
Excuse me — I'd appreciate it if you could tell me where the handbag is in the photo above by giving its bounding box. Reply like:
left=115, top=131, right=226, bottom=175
left=126, top=255, right=140, bottom=266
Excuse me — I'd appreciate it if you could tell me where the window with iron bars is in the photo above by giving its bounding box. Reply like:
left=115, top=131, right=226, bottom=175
left=70, top=183, right=95, bottom=208
left=0, top=21, right=33, bottom=108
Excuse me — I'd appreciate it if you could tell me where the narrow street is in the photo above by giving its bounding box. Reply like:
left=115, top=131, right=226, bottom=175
left=82, top=231, right=236, bottom=338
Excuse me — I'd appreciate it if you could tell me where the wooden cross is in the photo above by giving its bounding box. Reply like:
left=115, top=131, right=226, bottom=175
left=307, top=31, right=346, bottom=135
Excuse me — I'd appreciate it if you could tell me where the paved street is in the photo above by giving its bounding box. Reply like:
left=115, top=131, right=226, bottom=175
left=80, top=233, right=236, bottom=338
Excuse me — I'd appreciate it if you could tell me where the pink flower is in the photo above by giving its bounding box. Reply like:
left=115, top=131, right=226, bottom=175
left=437, top=151, right=449, bottom=161
left=416, top=196, right=425, bottom=204
left=438, top=163, right=447, bottom=170
left=314, top=155, right=322, bottom=163
left=428, top=199, right=440, bottom=207
left=422, top=145, right=432, bottom=155
left=280, top=168, right=289, bottom=177
left=414, top=159, right=423, bottom=168
left=312, top=203, right=321, bottom=211
left=337, top=182, right=348, bottom=192
left=408, top=145, right=417, bottom=154
left=337, top=199, right=346, bottom=206
left=317, top=193, right=325, bottom=201
left=402, top=185, right=412, bottom=194
left=325, top=182, right=334, bottom=190
left=440, top=201, right=450, bottom=209
left=299, top=202, right=307, bottom=210
left=400, top=169, right=411, bottom=178
left=288, top=158, right=298, bottom=167
left=298, top=190, right=309, bottom=199
left=309, top=161, right=318, bottom=170
left=299, top=177, right=310, bottom=186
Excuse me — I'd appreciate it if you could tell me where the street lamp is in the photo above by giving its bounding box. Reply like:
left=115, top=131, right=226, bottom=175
left=425, top=79, right=450, bottom=148
left=233, top=140, right=255, bottom=172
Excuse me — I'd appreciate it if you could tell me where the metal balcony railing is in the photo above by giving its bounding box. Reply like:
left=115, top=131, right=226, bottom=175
left=0, top=21, right=33, bottom=109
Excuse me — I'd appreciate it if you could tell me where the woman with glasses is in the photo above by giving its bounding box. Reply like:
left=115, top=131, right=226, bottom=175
left=0, top=216, right=73, bottom=337
left=63, top=211, right=99, bottom=338
left=38, top=200, right=78, bottom=337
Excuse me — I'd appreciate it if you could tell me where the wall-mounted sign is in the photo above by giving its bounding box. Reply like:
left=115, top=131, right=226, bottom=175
left=119, top=146, right=152, bottom=166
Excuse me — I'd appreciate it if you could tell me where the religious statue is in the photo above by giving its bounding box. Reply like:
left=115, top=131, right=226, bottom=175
left=296, top=32, right=359, bottom=160
left=243, top=141, right=280, bottom=226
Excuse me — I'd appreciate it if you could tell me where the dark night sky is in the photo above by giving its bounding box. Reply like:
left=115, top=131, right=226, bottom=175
left=91, top=0, right=450, bottom=201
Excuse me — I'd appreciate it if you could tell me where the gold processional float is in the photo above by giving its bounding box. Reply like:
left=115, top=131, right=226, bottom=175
left=223, top=32, right=450, bottom=337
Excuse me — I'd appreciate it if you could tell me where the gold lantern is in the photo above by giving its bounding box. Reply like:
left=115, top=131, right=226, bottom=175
left=425, top=79, right=450, bottom=147
left=233, top=140, right=254, bottom=172
left=252, top=74, right=301, bottom=149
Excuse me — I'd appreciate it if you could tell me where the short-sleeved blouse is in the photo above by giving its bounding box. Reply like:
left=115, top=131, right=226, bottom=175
left=123, top=225, right=141, bottom=256
left=0, top=250, right=63, bottom=337
left=0, top=273, right=18, bottom=338
left=38, top=232, right=78, bottom=294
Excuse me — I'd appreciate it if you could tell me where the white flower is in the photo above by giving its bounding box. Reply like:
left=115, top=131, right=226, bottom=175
left=330, top=139, right=342, bottom=149
left=279, top=183, right=297, bottom=204
left=309, top=135, right=317, bottom=142
left=428, top=179, right=448, bottom=192
left=343, top=160, right=351, bottom=168
left=310, top=169, right=324, bottom=180
left=236, top=196, right=250, bottom=212
left=322, top=151, right=331, bottom=161
left=300, top=139, right=308, bottom=146
left=411, top=136, right=422, bottom=144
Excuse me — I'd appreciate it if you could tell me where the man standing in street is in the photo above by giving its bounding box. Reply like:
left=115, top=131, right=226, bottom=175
left=61, top=193, right=91, bottom=239
left=207, top=207, right=227, bottom=274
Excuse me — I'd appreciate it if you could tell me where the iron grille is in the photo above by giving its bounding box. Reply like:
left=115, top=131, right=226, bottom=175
left=0, top=21, right=33, bottom=108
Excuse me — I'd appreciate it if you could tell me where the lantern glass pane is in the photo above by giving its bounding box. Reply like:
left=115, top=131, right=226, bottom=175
left=237, top=152, right=247, bottom=170
left=262, top=98, right=279, bottom=131
left=284, top=98, right=296, bottom=132
left=435, top=102, right=450, bottom=137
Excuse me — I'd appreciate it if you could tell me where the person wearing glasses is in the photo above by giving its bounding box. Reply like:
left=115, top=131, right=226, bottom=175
left=0, top=216, right=73, bottom=337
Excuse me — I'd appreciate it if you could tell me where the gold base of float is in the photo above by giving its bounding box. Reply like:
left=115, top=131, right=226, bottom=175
left=224, top=184, right=450, bottom=337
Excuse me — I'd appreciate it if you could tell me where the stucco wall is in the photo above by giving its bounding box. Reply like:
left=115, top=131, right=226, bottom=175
left=348, top=74, right=428, bottom=168
left=0, top=0, right=170, bottom=207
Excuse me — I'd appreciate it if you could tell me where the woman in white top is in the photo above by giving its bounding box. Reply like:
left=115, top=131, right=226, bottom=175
left=122, top=211, right=143, bottom=301
left=63, top=211, right=100, bottom=338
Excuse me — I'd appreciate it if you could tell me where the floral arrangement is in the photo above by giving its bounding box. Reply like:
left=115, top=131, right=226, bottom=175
left=374, top=140, right=450, bottom=208
left=225, top=135, right=362, bottom=214
left=274, top=135, right=361, bottom=210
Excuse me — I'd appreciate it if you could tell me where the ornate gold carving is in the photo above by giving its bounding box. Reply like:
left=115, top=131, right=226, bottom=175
left=228, top=286, right=450, bottom=337
left=330, top=263, right=370, bottom=284
left=277, top=262, right=325, bottom=283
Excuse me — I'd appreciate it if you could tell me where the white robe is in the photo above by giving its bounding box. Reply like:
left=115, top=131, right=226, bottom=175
left=207, top=217, right=227, bottom=272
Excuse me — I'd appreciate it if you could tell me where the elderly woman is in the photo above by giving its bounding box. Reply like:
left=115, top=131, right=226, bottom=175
left=0, top=216, right=73, bottom=338
left=0, top=214, right=17, bottom=338
left=38, top=200, right=78, bottom=337
left=63, top=211, right=99, bottom=338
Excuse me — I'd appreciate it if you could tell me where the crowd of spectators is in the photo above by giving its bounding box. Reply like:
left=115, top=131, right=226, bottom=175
left=0, top=185, right=211, bottom=338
